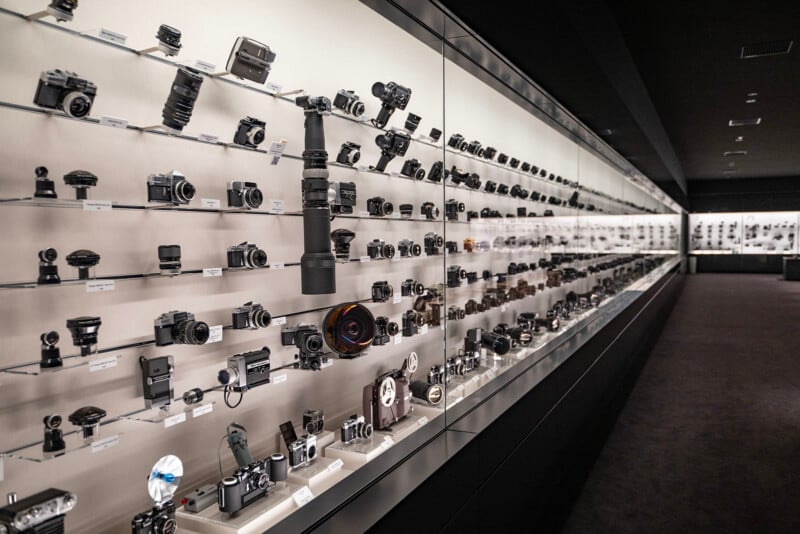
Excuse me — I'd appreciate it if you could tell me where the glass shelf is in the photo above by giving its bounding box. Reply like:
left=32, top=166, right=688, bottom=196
left=1, top=353, right=124, bottom=376
left=122, top=401, right=218, bottom=424
left=3, top=432, right=126, bottom=463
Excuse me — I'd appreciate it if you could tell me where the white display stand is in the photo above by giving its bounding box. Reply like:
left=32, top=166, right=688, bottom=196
left=373, top=405, right=442, bottom=442
left=295, top=429, right=335, bottom=450
left=285, top=456, right=351, bottom=492
left=325, top=435, right=392, bottom=469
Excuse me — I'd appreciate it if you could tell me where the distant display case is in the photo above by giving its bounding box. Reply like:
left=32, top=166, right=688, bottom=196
left=690, top=212, right=798, bottom=254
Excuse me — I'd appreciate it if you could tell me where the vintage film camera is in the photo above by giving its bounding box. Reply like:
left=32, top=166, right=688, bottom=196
left=363, top=353, right=417, bottom=430
left=33, top=69, right=96, bottom=118
left=218, top=454, right=288, bottom=514
left=0, top=488, right=77, bottom=534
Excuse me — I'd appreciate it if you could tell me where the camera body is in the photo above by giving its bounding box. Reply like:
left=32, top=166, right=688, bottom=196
left=131, top=501, right=177, bottom=534
left=341, top=414, right=373, bottom=444
left=281, top=325, right=325, bottom=370
left=374, top=130, right=411, bottom=171
left=448, top=306, right=466, bottom=321
left=466, top=140, right=485, bottom=157
left=367, top=239, right=395, bottom=260
left=363, top=370, right=411, bottom=430
left=367, top=197, right=393, bottom=217
left=218, top=348, right=271, bottom=393
left=510, top=184, right=530, bottom=199
left=401, top=279, right=425, bottom=297
left=373, top=316, right=399, bottom=345
left=330, top=181, right=356, bottom=214
left=232, top=301, right=271, bottom=330
left=398, top=239, right=422, bottom=257
left=400, top=158, right=425, bottom=180
left=371, top=81, right=412, bottom=128
left=447, top=265, right=467, bottom=288
left=402, top=309, right=425, bottom=337
left=427, top=160, right=449, bottom=183
left=497, top=153, right=509, bottom=164
left=483, top=146, right=498, bottom=160
left=218, top=455, right=288, bottom=514
left=232, top=116, right=266, bottom=148
left=445, top=199, right=465, bottom=221
left=450, top=167, right=481, bottom=189
left=287, top=434, right=317, bottom=469
left=333, top=89, right=365, bottom=117
left=484, top=180, right=497, bottom=193
left=154, top=310, right=209, bottom=346
left=509, top=157, right=520, bottom=168
left=424, top=232, right=444, bottom=255
left=42, top=413, right=66, bottom=455
left=226, top=36, right=276, bottom=83
left=147, top=170, right=195, bottom=205
left=0, top=488, right=77, bottom=534
left=140, top=355, right=174, bottom=409
left=371, top=281, right=393, bottom=302
left=227, top=242, right=268, bottom=269
left=447, top=133, right=468, bottom=151
left=420, top=201, right=439, bottom=220
left=227, top=181, right=263, bottom=209
left=34, top=69, right=97, bottom=118
left=336, top=142, right=361, bottom=166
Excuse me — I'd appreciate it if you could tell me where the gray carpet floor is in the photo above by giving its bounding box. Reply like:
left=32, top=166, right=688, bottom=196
left=562, top=273, right=800, bottom=534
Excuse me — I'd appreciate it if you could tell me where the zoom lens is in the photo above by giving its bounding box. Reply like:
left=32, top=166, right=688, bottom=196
left=162, top=66, right=204, bottom=132
left=174, top=179, right=196, bottom=203
left=246, top=247, right=268, bottom=268
left=63, top=92, right=91, bottom=118
left=481, top=331, right=510, bottom=355
left=174, top=319, right=209, bottom=345
left=245, top=187, right=264, bottom=209
left=322, top=303, right=375, bottom=357
left=251, top=308, right=272, bottom=328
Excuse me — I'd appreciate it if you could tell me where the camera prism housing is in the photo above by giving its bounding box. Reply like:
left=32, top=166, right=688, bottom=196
left=333, top=89, right=365, bottom=117
left=147, top=170, right=195, bottom=205
left=140, top=355, right=174, bottom=409
left=34, top=69, right=97, bottom=119
left=154, top=310, right=209, bottom=346
left=232, top=116, right=266, bottom=148
left=218, top=455, right=288, bottom=514
left=226, top=36, right=276, bottom=83
left=218, top=347, right=271, bottom=393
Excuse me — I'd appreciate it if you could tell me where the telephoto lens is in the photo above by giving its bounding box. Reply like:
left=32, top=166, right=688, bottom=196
left=322, top=303, right=375, bottom=358
left=162, top=66, right=204, bottom=133
left=481, top=331, right=511, bottom=355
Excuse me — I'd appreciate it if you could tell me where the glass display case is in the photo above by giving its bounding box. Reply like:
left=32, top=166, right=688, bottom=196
left=690, top=212, right=798, bottom=254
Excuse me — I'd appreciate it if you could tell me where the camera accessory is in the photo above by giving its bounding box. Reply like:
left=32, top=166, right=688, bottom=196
left=420, top=201, right=439, bottom=220
left=371, top=81, right=412, bottom=128
left=374, top=129, right=411, bottom=171
left=218, top=348, right=271, bottom=407
left=447, top=133, right=468, bottom=151
left=218, top=454, right=287, bottom=514
left=450, top=167, right=481, bottom=189
left=427, top=160, right=449, bottom=183
left=232, top=301, right=271, bottom=330
left=401, top=279, right=425, bottom=297
left=481, top=330, right=511, bottom=355
left=517, top=207, right=527, bottom=217
left=341, top=414, right=373, bottom=444
left=0, top=489, right=77, bottom=534
left=303, top=410, right=325, bottom=435
left=183, top=484, right=218, bottom=513
left=155, top=24, right=182, bottom=56
left=400, top=158, right=426, bottom=180
left=37, top=248, right=60, bottom=284
left=140, top=355, right=174, bottom=409
left=226, top=423, right=254, bottom=468
left=428, top=128, right=442, bottom=141
left=42, top=414, right=66, bottom=455
left=336, top=142, right=361, bottom=166
left=232, top=116, right=266, bottom=148
left=227, top=241, right=268, bottom=269
left=39, top=330, right=62, bottom=369
left=448, top=306, right=466, bottom=321
left=330, top=228, right=355, bottom=261
left=394, top=205, right=412, bottom=220
left=404, top=112, right=422, bottom=134
left=445, top=199, right=465, bottom=221
left=322, top=302, right=375, bottom=357
left=410, top=380, right=444, bottom=405
left=463, top=238, right=476, bottom=253
left=373, top=316, right=399, bottom=345
left=484, top=180, right=497, bottom=193
left=157, top=244, right=181, bottom=276
left=182, top=388, right=204, bottom=405
left=62, top=169, right=97, bottom=200
left=366, top=239, right=395, bottom=260
left=510, top=184, right=530, bottom=199
left=424, top=232, right=444, bottom=255
left=372, top=281, right=393, bottom=302
left=332, top=89, right=365, bottom=117
left=367, top=196, right=393, bottom=217
left=282, top=324, right=326, bottom=370
left=466, top=140, right=485, bottom=157
left=68, top=405, right=106, bottom=443
left=363, top=367, right=412, bottom=431
left=154, top=310, right=209, bottom=346
left=279, top=421, right=318, bottom=469
left=226, top=36, right=276, bottom=83
left=161, top=66, right=203, bottom=133
left=65, top=316, right=101, bottom=356
left=33, top=166, right=57, bottom=199
left=34, top=69, right=96, bottom=118
left=544, top=209, right=554, bottom=216
left=497, top=153, right=509, bottom=164
left=398, top=239, right=422, bottom=257
left=402, top=309, right=425, bottom=337
left=509, top=157, right=520, bottom=169
left=447, top=265, right=467, bottom=288
left=147, top=170, right=195, bottom=205
left=227, top=181, right=263, bottom=209
left=131, top=455, right=182, bottom=534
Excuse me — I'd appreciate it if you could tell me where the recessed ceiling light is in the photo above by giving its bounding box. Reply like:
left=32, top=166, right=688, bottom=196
left=747, top=92, right=759, bottom=97
left=723, top=150, right=748, bottom=156
left=729, top=118, right=762, bottom=126
left=745, top=98, right=757, bottom=103
left=735, top=136, right=744, bottom=142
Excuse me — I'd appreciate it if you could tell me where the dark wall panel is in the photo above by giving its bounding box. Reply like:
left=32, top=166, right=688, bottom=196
left=690, top=177, right=800, bottom=213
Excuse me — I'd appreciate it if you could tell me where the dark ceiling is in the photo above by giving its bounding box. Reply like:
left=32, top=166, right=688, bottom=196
left=438, top=0, right=800, bottom=186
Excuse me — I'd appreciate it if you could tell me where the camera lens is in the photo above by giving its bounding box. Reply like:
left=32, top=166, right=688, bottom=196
left=382, top=202, right=393, bottom=216
left=41, top=330, right=59, bottom=346
left=174, top=319, right=209, bottom=345
left=251, top=308, right=272, bottom=328
left=386, top=321, right=399, bottom=336
left=350, top=101, right=365, bottom=116
left=382, top=244, right=396, bottom=259
left=371, top=82, right=386, bottom=98
left=322, top=303, right=375, bottom=357
left=39, top=248, right=58, bottom=263
left=174, top=179, right=196, bottom=203
left=245, top=187, right=264, bottom=209
left=482, top=331, right=511, bottom=355
left=246, top=247, right=268, bottom=268
left=44, top=413, right=62, bottom=429
left=305, top=333, right=324, bottom=353
left=62, top=92, right=91, bottom=118
left=249, top=128, right=266, bottom=146
left=162, top=66, right=204, bottom=132
left=182, top=388, right=204, bottom=404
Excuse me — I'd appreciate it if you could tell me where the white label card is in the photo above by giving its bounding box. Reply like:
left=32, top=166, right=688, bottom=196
left=272, top=316, right=287, bottom=326
left=99, top=115, right=128, bottom=129
left=268, top=140, right=288, bottom=166
left=266, top=82, right=283, bottom=94
left=394, top=335, right=402, bottom=345
left=201, top=198, right=221, bottom=209
left=393, top=294, right=402, bottom=305
left=202, top=267, right=222, bottom=278
left=268, top=199, right=285, bottom=214
left=320, top=359, right=333, bottom=369
left=194, top=59, right=216, bottom=72
left=198, top=133, right=219, bottom=144
left=91, top=434, right=119, bottom=453
left=359, top=211, right=371, bottom=218
left=417, top=416, right=429, bottom=426
left=86, top=280, right=115, bottom=293
left=391, top=212, right=401, bottom=219
left=273, top=373, right=288, bottom=384
left=500, top=305, right=507, bottom=312
left=292, top=486, right=314, bottom=507
left=192, top=403, right=213, bottom=418
left=381, top=436, right=395, bottom=449
left=207, top=325, right=223, bottom=344
left=270, top=262, right=285, bottom=270
left=97, top=28, right=127, bottom=44
left=89, top=356, right=118, bottom=373
left=83, top=200, right=112, bottom=212
left=481, top=348, right=487, bottom=358
left=360, top=256, right=371, bottom=263
left=327, top=458, right=344, bottom=472
left=164, top=412, right=186, bottom=428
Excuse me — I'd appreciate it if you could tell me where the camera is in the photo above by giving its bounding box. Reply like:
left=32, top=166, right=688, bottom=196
left=37, top=247, right=60, bottom=285
left=401, top=279, right=425, bottom=297
left=226, top=36, right=277, bottom=83
left=402, top=310, right=426, bottom=337
left=371, top=81, right=412, bottom=128
left=33, top=166, right=57, bottom=199
left=232, top=116, right=266, bottom=148
left=374, top=129, right=411, bottom=171
left=509, top=158, right=520, bottom=168
left=330, top=228, right=355, bottom=260
left=367, top=196, right=394, bottom=217
left=398, top=239, right=422, bottom=257
left=497, top=153, right=509, bottom=164
left=427, top=365, right=447, bottom=385
left=218, top=455, right=288, bottom=514
left=232, top=301, right=271, bottom=329
left=68, top=405, right=106, bottom=443
left=483, top=146, right=498, bottom=160
left=497, top=183, right=510, bottom=195
left=63, top=169, right=97, bottom=200
left=466, top=140, right=485, bottom=157
left=448, top=306, right=465, bottom=321
left=227, top=242, right=268, bottom=269
left=131, top=501, right=176, bottom=534
left=450, top=167, right=481, bottom=189
left=466, top=271, right=478, bottom=284
left=367, top=239, right=395, bottom=260
left=157, top=245, right=181, bottom=276
left=410, top=380, right=444, bottom=405
left=217, top=348, right=271, bottom=397
left=0, top=489, right=77, bottom=534
left=303, top=410, right=325, bottom=435
left=429, top=128, right=442, bottom=141
left=322, top=303, right=375, bottom=358
left=330, top=181, right=356, bottom=214
left=34, top=69, right=97, bottom=119
left=363, top=369, right=411, bottom=430
left=420, top=201, right=439, bottom=220
left=510, top=184, right=530, bottom=199
left=400, top=158, right=426, bottom=180
left=154, top=310, right=209, bottom=346
left=147, top=170, right=195, bottom=205
left=227, top=181, right=263, bottom=209
left=373, top=316, right=399, bottom=345
left=140, top=355, right=174, bottom=409
left=44, top=0, right=78, bottom=21
left=279, top=420, right=318, bottom=469
left=484, top=180, right=497, bottom=193
left=282, top=324, right=326, bottom=370
left=333, top=89, right=365, bottom=117
left=40, top=330, right=62, bottom=369
left=494, top=324, right=533, bottom=347
left=521, top=162, right=531, bottom=172
left=404, top=112, right=422, bottom=133
left=372, top=281, right=393, bottom=302
left=161, top=66, right=203, bottom=132
left=65, top=316, right=101, bottom=356
left=341, top=414, right=373, bottom=444
left=42, top=414, right=66, bottom=455
left=427, top=160, right=449, bottom=182
left=464, top=299, right=479, bottom=315
left=447, top=133, right=468, bottom=151
left=445, top=241, right=459, bottom=254
left=336, top=142, right=361, bottom=166
left=546, top=269, right=562, bottom=288
left=447, top=265, right=467, bottom=288
left=445, top=199, right=465, bottom=220
left=424, top=232, right=444, bottom=255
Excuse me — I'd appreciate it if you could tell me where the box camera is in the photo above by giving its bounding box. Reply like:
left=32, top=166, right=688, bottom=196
left=372, top=281, right=393, bottom=302
left=400, top=158, right=426, bottom=180
left=34, top=69, right=96, bottom=118
left=367, top=239, right=395, bottom=260
left=341, top=414, right=373, bottom=444
left=154, top=310, right=209, bottom=346
left=282, top=324, right=325, bottom=370
left=427, top=160, right=449, bottom=182
left=330, top=181, right=356, bottom=214
left=367, top=196, right=393, bottom=217
left=147, top=170, right=195, bottom=205
left=374, top=129, right=411, bottom=171
left=401, top=279, right=425, bottom=297
left=140, top=355, right=174, bottom=409
left=226, top=36, right=276, bottom=84
left=447, top=133, right=468, bottom=151
left=373, top=316, right=399, bottom=345
left=333, top=89, right=365, bottom=117
left=232, top=301, right=271, bottom=330
left=363, top=369, right=411, bottom=430
left=227, top=181, right=263, bottom=209
left=218, top=455, right=288, bottom=514
left=398, top=239, right=421, bottom=257
left=424, top=232, right=444, bottom=255
left=303, top=409, right=325, bottom=435
left=445, top=199, right=465, bottom=220
left=0, top=488, right=77, bottom=534
left=227, top=242, right=268, bottom=269
left=371, top=81, right=412, bottom=128
left=336, top=142, right=361, bottom=166
left=232, top=116, right=266, bottom=148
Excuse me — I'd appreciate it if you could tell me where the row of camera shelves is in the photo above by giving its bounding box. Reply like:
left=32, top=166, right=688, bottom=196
left=0, top=6, right=656, bottom=216
left=689, top=211, right=799, bottom=255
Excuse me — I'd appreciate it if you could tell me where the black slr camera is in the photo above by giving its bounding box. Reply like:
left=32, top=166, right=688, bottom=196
left=367, top=196, right=393, bottom=217
left=232, top=116, right=266, bottom=148
left=424, top=232, right=444, bottom=255
left=282, top=324, right=326, bottom=370
left=445, top=199, right=465, bottom=220
left=447, top=133, right=468, bottom=151
left=497, top=153, right=509, bottom=164
left=227, top=181, right=263, bottom=209
left=401, top=279, right=425, bottom=297
left=420, top=201, right=439, bottom=220
left=483, top=146, right=498, bottom=160
left=427, top=160, right=449, bottom=182
left=484, top=180, right=497, bottom=193
left=131, top=501, right=176, bottom=534
left=466, top=140, right=485, bottom=157
left=371, top=81, right=411, bottom=128
left=337, top=142, right=361, bottom=166
left=400, top=158, right=425, bottom=180
left=333, top=89, right=365, bottom=117
left=374, top=130, right=411, bottom=171
left=509, top=157, right=520, bottom=169
left=147, top=170, right=195, bottom=205
left=373, top=316, right=399, bottom=345
left=367, top=239, right=395, bottom=259
left=447, top=265, right=467, bottom=288
left=330, top=181, right=356, bottom=214
left=402, top=310, right=425, bottom=337
left=154, top=310, right=209, bottom=346
left=218, top=455, right=288, bottom=514
left=398, top=239, right=421, bottom=257
left=232, top=301, right=271, bottom=329
left=34, top=69, right=97, bottom=118
left=227, top=242, right=268, bottom=269
left=450, top=167, right=481, bottom=189
left=371, top=281, right=393, bottom=302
